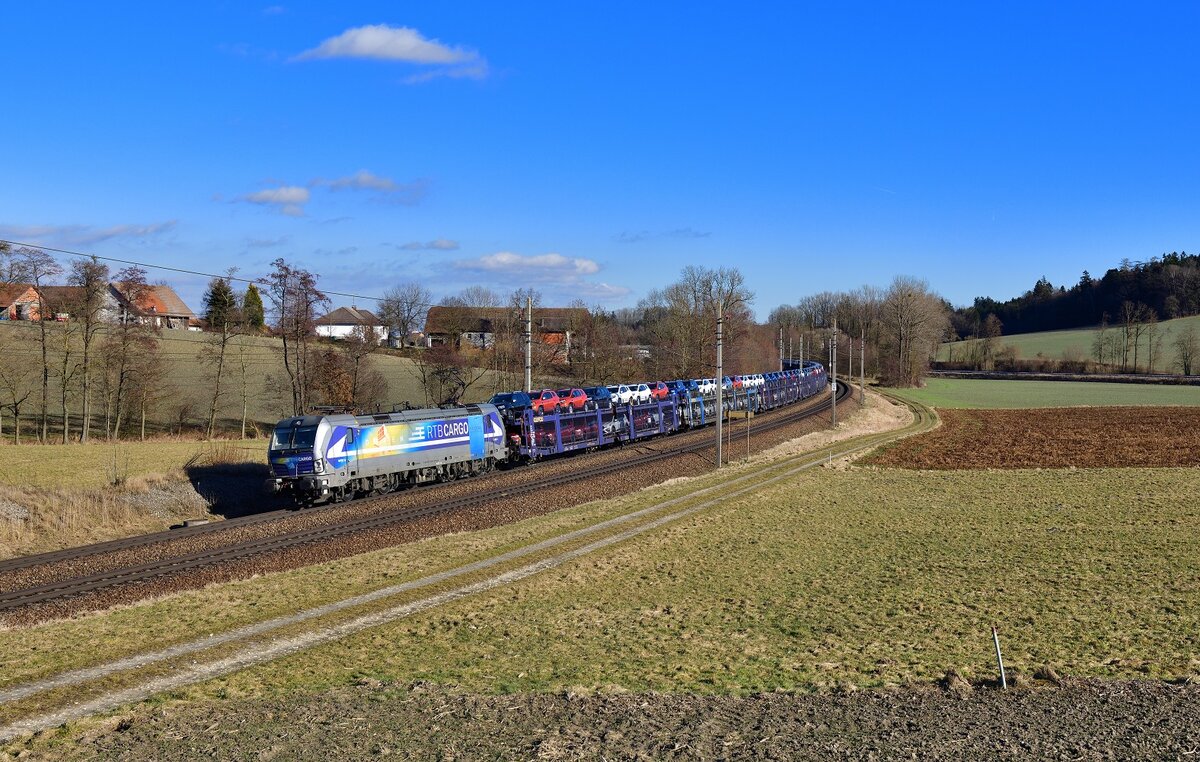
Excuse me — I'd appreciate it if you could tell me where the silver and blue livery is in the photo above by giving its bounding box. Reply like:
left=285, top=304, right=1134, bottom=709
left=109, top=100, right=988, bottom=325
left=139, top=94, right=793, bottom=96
left=268, top=404, right=506, bottom=504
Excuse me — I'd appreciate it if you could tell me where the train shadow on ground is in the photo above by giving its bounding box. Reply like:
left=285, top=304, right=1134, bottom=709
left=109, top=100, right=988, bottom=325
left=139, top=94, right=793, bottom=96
left=184, top=462, right=284, bottom=519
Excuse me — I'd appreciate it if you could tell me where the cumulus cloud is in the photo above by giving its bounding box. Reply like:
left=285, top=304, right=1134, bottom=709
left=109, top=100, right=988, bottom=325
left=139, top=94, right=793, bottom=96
left=241, top=185, right=310, bottom=216
left=0, top=220, right=177, bottom=246
left=616, top=227, right=711, bottom=244
left=235, top=171, right=426, bottom=216
left=293, top=24, right=488, bottom=80
left=399, top=238, right=459, bottom=251
left=446, top=251, right=629, bottom=301
left=454, top=252, right=601, bottom=276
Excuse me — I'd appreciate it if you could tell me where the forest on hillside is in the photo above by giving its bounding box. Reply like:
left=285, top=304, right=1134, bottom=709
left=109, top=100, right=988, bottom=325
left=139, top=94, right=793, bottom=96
left=951, top=252, right=1200, bottom=339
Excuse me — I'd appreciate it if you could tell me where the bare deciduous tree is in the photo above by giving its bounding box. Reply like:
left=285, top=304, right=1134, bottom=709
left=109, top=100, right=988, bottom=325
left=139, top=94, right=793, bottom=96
left=108, top=266, right=158, bottom=439
left=339, top=324, right=386, bottom=411
left=411, top=345, right=489, bottom=406
left=68, top=256, right=111, bottom=442
left=264, top=259, right=328, bottom=416
left=640, top=265, right=754, bottom=379
left=1174, top=324, right=1198, bottom=376
left=378, top=281, right=432, bottom=345
left=13, top=247, right=61, bottom=442
left=0, top=328, right=35, bottom=443
left=878, top=276, right=949, bottom=387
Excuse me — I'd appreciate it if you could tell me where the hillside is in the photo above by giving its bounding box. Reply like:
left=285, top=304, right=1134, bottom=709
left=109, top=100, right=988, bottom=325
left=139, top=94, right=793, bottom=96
left=938, top=313, right=1200, bottom=372
left=0, top=322, right=514, bottom=442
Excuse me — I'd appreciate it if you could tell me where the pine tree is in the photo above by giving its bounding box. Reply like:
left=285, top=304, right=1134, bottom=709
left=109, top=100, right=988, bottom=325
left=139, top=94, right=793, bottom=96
left=203, top=278, right=236, bottom=329
left=243, top=283, right=265, bottom=330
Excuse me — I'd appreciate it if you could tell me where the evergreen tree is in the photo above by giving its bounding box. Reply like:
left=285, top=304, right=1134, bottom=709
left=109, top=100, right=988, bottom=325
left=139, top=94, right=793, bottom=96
left=203, top=277, right=236, bottom=329
left=243, top=283, right=265, bottom=329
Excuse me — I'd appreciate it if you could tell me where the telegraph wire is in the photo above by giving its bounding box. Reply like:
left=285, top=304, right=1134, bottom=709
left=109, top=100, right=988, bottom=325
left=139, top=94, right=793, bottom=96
left=0, top=238, right=442, bottom=308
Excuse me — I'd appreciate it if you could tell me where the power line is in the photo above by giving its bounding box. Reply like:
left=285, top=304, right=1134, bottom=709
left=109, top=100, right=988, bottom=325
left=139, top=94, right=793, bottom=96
left=0, top=238, right=426, bottom=306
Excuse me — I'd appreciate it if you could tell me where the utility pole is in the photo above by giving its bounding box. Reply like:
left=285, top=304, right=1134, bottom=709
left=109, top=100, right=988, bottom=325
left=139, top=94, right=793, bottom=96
left=860, top=328, right=866, bottom=406
left=715, top=298, right=723, bottom=469
left=831, top=319, right=838, bottom=428
left=524, top=296, right=532, bottom=393
left=778, top=327, right=784, bottom=372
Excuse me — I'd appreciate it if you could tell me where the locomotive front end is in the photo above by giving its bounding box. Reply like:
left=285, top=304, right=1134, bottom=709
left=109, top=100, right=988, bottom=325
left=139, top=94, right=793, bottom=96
left=266, top=416, right=331, bottom=499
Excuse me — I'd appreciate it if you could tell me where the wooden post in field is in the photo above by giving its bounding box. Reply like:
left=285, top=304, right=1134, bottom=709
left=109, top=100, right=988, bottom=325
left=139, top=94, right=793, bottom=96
left=860, top=329, right=866, bottom=406
left=524, top=297, right=532, bottom=393
left=831, top=319, right=837, bottom=428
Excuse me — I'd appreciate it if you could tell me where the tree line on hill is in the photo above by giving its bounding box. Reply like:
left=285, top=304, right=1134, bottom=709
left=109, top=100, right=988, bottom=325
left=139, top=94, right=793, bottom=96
left=943, top=252, right=1200, bottom=375
left=951, top=252, right=1200, bottom=338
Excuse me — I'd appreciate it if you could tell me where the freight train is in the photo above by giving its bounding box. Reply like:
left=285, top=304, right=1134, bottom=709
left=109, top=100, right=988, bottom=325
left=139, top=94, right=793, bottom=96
left=267, top=362, right=827, bottom=506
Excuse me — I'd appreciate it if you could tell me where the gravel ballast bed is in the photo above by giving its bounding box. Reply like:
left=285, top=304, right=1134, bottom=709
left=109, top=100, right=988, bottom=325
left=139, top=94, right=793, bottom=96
left=2, top=395, right=855, bottom=625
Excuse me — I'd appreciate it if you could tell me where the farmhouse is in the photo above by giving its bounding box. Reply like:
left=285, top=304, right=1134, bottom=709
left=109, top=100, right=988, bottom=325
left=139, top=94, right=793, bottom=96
left=0, top=282, right=196, bottom=328
left=423, top=305, right=587, bottom=361
left=316, top=306, right=387, bottom=344
left=109, top=282, right=196, bottom=329
left=36, top=286, right=113, bottom=322
left=0, top=284, right=43, bottom=321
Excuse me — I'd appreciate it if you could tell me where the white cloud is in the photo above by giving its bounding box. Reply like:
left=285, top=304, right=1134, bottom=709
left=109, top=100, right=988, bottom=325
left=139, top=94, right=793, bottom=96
left=324, top=169, right=397, bottom=191
left=241, top=185, right=310, bottom=216
left=399, top=238, right=459, bottom=251
left=293, top=24, right=488, bottom=80
left=235, top=172, right=427, bottom=217
left=0, top=220, right=177, bottom=246
left=455, top=252, right=601, bottom=276
left=447, top=251, right=629, bottom=302
left=314, top=171, right=429, bottom=205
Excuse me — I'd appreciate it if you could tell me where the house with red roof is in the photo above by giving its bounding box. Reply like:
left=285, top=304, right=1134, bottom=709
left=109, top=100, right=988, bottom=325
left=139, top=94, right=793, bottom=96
left=0, top=284, right=43, bottom=321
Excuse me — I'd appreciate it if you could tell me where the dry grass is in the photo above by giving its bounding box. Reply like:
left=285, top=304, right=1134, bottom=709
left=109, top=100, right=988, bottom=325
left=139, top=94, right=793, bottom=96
left=264, top=466, right=1196, bottom=695
left=0, top=437, right=255, bottom=558
left=0, top=475, right=214, bottom=559
left=0, top=439, right=264, bottom=491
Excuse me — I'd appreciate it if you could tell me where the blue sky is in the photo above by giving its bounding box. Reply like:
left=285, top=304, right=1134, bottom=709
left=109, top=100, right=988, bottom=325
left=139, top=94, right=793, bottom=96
left=2, top=2, right=1198, bottom=319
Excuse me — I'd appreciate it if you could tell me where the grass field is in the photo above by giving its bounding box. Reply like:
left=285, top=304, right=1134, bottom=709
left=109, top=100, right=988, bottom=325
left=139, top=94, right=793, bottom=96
left=0, top=439, right=264, bottom=490
left=888, top=378, right=1200, bottom=409
left=938, top=313, right=1200, bottom=370
left=244, top=467, right=1198, bottom=694
left=2, top=448, right=1197, bottom=723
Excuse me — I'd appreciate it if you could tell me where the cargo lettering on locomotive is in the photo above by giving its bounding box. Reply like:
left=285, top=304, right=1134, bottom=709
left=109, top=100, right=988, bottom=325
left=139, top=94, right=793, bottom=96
left=267, top=407, right=507, bottom=506
left=267, top=365, right=826, bottom=507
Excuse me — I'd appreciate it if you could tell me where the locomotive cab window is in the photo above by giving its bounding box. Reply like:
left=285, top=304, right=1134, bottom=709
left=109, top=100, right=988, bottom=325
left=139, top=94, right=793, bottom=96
left=271, top=425, right=318, bottom=450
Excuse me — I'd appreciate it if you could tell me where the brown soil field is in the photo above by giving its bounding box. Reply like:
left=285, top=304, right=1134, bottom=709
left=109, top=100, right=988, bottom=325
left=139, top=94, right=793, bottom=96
left=15, top=680, right=1200, bottom=760
left=867, top=406, right=1200, bottom=469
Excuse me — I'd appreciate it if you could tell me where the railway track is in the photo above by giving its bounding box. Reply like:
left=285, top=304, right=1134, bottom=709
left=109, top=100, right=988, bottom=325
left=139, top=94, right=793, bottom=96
left=0, top=384, right=849, bottom=616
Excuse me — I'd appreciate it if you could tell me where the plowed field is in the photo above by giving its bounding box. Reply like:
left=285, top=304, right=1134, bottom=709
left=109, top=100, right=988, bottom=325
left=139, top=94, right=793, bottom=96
left=867, top=407, right=1200, bottom=469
